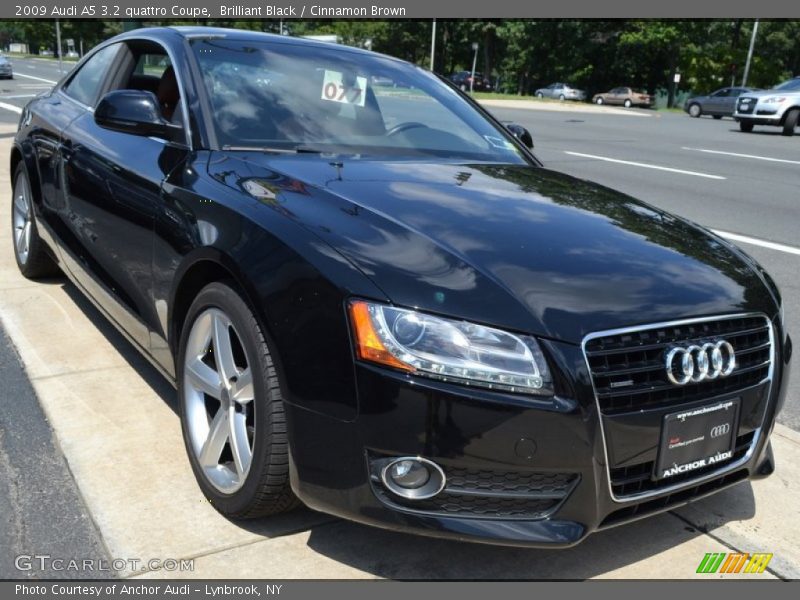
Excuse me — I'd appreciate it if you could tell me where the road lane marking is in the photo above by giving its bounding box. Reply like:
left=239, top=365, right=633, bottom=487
left=563, top=151, right=726, bottom=180
left=0, top=94, right=36, bottom=99
left=0, top=101, right=22, bottom=114
left=713, top=230, right=800, bottom=256
left=683, top=147, right=800, bottom=166
left=13, top=72, right=57, bottom=84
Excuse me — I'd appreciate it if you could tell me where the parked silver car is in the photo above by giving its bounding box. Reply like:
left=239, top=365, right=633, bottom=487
left=535, top=82, right=586, bottom=101
left=0, top=55, right=13, bottom=79
left=684, top=86, right=757, bottom=119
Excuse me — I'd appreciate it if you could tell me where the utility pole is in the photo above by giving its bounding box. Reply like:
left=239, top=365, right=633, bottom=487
left=429, top=19, right=436, bottom=71
left=742, top=19, right=759, bottom=87
left=470, top=42, right=479, bottom=93
left=55, top=19, right=63, bottom=75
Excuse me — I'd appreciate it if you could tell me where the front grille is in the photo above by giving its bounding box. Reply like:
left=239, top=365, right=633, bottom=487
left=600, top=469, right=749, bottom=528
left=737, top=98, right=756, bottom=114
left=609, top=431, right=754, bottom=497
left=585, top=315, right=771, bottom=415
left=369, top=455, right=578, bottom=519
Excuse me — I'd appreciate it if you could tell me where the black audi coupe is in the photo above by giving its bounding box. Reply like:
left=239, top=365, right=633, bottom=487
left=11, top=27, right=791, bottom=547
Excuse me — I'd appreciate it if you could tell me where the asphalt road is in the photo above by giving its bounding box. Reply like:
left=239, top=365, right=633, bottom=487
left=488, top=104, right=800, bottom=430
left=0, top=56, right=73, bottom=123
left=0, top=57, right=797, bottom=431
left=0, top=323, right=111, bottom=579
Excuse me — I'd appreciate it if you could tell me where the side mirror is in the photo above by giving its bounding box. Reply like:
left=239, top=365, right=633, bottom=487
left=95, top=90, right=183, bottom=143
left=505, top=122, right=534, bottom=149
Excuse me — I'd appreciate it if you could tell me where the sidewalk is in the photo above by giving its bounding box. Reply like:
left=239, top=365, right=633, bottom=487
left=479, top=98, right=653, bottom=117
left=0, top=128, right=797, bottom=579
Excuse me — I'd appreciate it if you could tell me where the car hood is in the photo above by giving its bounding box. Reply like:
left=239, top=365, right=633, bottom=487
left=739, top=89, right=800, bottom=98
left=210, top=154, right=773, bottom=343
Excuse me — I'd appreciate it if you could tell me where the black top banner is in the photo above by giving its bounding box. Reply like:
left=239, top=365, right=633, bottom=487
left=3, top=0, right=800, bottom=19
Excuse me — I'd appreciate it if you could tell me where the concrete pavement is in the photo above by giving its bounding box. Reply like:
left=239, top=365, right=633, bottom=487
left=0, top=117, right=798, bottom=578
left=480, top=98, right=653, bottom=117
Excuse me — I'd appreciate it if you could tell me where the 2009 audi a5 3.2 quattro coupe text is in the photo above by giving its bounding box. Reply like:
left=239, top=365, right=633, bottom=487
left=11, top=27, right=791, bottom=547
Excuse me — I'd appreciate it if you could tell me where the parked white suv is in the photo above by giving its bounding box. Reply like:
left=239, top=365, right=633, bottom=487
left=734, top=76, right=800, bottom=136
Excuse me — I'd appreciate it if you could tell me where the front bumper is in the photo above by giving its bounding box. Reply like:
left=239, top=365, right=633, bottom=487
left=285, top=318, right=790, bottom=547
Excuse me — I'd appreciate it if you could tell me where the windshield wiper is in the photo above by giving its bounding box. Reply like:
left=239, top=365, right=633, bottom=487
left=221, top=145, right=328, bottom=155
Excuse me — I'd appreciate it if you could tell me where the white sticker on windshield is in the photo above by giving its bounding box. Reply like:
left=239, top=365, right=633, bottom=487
left=321, top=70, right=367, bottom=107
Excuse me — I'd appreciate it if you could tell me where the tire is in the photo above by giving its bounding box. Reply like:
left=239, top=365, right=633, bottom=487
left=178, top=281, right=299, bottom=519
left=688, top=103, right=702, bottom=118
left=536, top=92, right=544, bottom=99
left=11, top=163, right=59, bottom=279
left=595, top=97, right=604, bottom=105
left=624, top=99, right=632, bottom=108
left=713, top=115, right=723, bottom=120
left=459, top=84, right=466, bottom=91
left=739, top=121, right=754, bottom=133
left=559, top=94, right=565, bottom=101
left=781, top=108, right=798, bottom=136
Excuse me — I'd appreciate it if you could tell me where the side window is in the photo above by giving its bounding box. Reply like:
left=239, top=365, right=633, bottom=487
left=63, top=44, right=120, bottom=107
left=134, top=53, right=172, bottom=78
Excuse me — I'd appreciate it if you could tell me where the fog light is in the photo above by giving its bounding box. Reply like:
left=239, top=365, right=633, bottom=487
left=388, top=460, right=430, bottom=489
left=380, top=456, right=446, bottom=500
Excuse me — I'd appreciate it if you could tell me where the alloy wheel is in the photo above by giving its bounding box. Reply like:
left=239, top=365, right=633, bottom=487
left=183, top=308, right=256, bottom=493
left=12, top=171, right=32, bottom=265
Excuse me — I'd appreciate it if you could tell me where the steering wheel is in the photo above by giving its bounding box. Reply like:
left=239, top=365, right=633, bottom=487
left=386, top=122, right=428, bottom=136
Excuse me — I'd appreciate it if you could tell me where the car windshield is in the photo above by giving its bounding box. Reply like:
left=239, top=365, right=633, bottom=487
left=190, top=38, right=526, bottom=162
left=774, top=78, right=800, bottom=91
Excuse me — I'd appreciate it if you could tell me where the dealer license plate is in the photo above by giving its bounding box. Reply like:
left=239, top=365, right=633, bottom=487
left=654, top=399, right=740, bottom=480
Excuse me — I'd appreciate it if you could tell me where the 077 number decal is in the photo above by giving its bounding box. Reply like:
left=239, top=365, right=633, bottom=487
left=320, top=70, right=368, bottom=107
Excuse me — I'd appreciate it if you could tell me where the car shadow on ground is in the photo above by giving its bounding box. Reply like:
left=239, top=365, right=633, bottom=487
left=54, top=275, right=759, bottom=578
left=60, top=279, right=178, bottom=414
left=299, top=484, right=757, bottom=578
left=728, top=128, right=797, bottom=137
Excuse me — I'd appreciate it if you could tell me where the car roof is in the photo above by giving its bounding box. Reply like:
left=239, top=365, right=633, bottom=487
left=111, top=26, right=407, bottom=65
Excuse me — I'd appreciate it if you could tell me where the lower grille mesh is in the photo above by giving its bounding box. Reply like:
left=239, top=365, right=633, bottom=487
left=369, top=455, right=578, bottom=520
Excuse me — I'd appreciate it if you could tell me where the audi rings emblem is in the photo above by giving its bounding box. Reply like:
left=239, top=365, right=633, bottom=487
left=710, top=423, right=731, bottom=438
left=665, top=340, right=736, bottom=385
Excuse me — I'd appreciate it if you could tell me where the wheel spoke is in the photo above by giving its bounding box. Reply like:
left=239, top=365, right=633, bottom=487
left=23, top=222, right=31, bottom=254
left=15, top=225, right=26, bottom=255
left=212, top=313, right=237, bottom=383
left=231, top=368, right=254, bottom=404
left=13, top=189, right=28, bottom=216
left=199, top=408, right=228, bottom=468
left=229, top=410, right=252, bottom=477
left=186, top=358, right=222, bottom=399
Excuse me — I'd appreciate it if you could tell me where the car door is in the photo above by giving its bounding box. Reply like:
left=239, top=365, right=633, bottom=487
left=720, top=88, right=743, bottom=115
left=705, top=88, right=729, bottom=114
left=58, top=42, right=190, bottom=350
left=30, top=44, right=120, bottom=262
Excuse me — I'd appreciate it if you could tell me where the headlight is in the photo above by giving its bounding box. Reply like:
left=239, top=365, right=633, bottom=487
left=348, top=300, right=552, bottom=395
left=764, top=96, right=787, bottom=104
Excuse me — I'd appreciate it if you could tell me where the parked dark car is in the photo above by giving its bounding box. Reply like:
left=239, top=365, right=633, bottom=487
left=684, top=86, right=758, bottom=118
left=12, top=27, right=789, bottom=548
left=449, top=70, right=492, bottom=92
